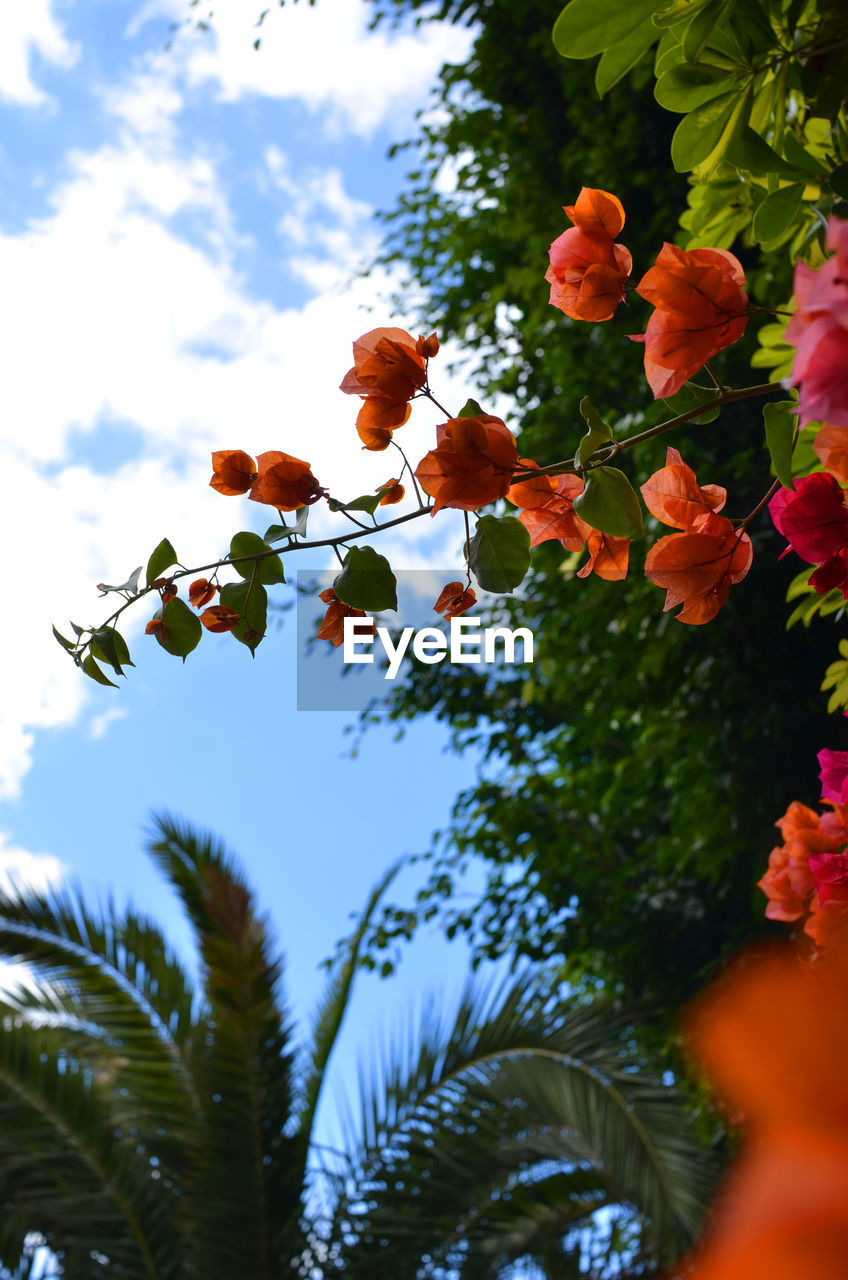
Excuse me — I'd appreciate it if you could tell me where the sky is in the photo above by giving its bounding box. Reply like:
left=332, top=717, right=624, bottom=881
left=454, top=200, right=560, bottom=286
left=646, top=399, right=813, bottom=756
left=0, top=0, right=515, bottom=1150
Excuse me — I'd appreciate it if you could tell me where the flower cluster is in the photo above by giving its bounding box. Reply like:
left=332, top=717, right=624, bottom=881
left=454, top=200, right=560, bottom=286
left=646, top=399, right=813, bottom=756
left=758, top=750, right=848, bottom=948
left=545, top=188, right=632, bottom=322
left=769, top=472, right=848, bottom=597
left=339, top=327, right=435, bottom=451
left=210, top=449, right=326, bottom=510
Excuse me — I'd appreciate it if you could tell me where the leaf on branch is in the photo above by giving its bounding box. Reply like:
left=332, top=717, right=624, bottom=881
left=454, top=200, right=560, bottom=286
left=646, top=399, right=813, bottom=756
left=573, top=467, right=643, bottom=539
left=467, top=515, right=531, bottom=594
left=333, top=546, right=397, bottom=612
left=574, top=397, right=613, bottom=468
left=90, top=627, right=133, bottom=676
left=229, top=531, right=285, bottom=585
left=327, top=494, right=383, bottom=515
left=155, top=598, right=202, bottom=661
left=763, top=400, right=798, bottom=490
left=96, top=567, right=142, bottom=597
left=82, top=654, right=119, bottom=688
left=220, top=580, right=268, bottom=654
left=146, top=539, right=178, bottom=589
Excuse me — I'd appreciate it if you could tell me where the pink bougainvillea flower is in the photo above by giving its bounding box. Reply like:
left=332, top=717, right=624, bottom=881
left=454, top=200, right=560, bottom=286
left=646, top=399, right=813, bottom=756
left=818, top=748, right=848, bottom=804
left=768, top=473, right=848, bottom=596
left=808, top=852, right=848, bottom=907
left=786, top=216, right=848, bottom=428
left=545, top=188, right=632, bottom=322
left=631, top=244, right=748, bottom=398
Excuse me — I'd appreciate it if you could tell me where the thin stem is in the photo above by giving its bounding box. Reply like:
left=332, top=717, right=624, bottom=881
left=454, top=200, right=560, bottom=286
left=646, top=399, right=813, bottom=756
left=736, top=478, right=781, bottom=534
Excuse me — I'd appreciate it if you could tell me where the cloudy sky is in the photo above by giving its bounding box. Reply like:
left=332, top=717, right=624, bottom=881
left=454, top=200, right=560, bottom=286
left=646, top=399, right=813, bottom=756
left=0, top=0, right=501, bottom=1137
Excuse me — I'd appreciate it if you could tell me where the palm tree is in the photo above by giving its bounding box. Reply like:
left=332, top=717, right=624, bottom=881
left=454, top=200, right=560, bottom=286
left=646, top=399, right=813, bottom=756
left=0, top=816, right=715, bottom=1279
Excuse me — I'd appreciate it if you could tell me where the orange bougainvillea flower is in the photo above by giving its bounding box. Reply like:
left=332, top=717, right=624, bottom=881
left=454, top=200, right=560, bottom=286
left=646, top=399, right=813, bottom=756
left=315, top=588, right=373, bottom=648
left=199, top=605, right=241, bottom=633
left=576, top=531, right=630, bottom=581
left=415, top=414, right=519, bottom=515
left=377, top=478, right=405, bottom=506
left=641, top=448, right=752, bottom=624
left=340, top=327, right=429, bottom=452
left=507, top=463, right=593, bottom=551
left=757, top=797, right=848, bottom=945
left=546, top=188, right=632, bottom=322
left=248, top=451, right=326, bottom=511
left=433, top=582, right=476, bottom=619
left=151, top=577, right=177, bottom=603
left=631, top=244, right=748, bottom=398
left=189, top=578, right=218, bottom=610
left=677, top=936, right=848, bottom=1280
left=813, top=425, right=848, bottom=485
left=210, top=449, right=258, bottom=496
left=145, top=616, right=163, bottom=635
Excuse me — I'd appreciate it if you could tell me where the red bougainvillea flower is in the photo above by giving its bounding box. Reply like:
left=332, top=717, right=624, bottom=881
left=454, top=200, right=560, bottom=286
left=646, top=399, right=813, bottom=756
left=210, top=449, right=258, bottom=495
left=808, top=852, right=848, bottom=907
left=376, top=478, right=405, bottom=506
left=631, top=244, right=748, bottom=398
left=433, top=582, right=476, bottom=619
left=340, top=327, right=429, bottom=452
left=189, top=578, right=218, bottom=609
left=415, top=414, right=519, bottom=515
left=199, top=605, right=241, bottom=633
left=545, top=188, right=632, bottom=322
left=785, top=216, right=848, bottom=428
left=813, top=425, right=848, bottom=484
left=768, top=472, right=848, bottom=596
left=315, top=588, right=373, bottom=648
left=507, top=463, right=593, bottom=551
left=248, top=451, right=326, bottom=511
left=642, top=448, right=751, bottom=624
left=677, top=937, right=848, bottom=1280
left=819, top=748, right=848, bottom=804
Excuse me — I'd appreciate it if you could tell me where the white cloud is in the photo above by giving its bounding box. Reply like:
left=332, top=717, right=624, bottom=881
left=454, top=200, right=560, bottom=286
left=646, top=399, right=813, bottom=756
left=133, top=0, right=472, bottom=138
left=0, top=0, right=79, bottom=106
left=89, top=707, right=129, bottom=741
left=0, top=21, right=482, bottom=798
left=0, top=833, right=64, bottom=897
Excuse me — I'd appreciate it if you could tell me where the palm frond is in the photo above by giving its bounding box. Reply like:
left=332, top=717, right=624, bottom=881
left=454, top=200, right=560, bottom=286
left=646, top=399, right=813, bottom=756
left=146, top=814, right=303, bottom=1280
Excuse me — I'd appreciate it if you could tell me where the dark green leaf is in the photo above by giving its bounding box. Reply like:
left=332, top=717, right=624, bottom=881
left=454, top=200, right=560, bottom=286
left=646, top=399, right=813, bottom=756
left=663, top=381, right=721, bottom=424
left=830, top=163, right=848, bottom=200
left=573, top=467, right=643, bottom=538
left=782, top=132, right=828, bottom=175
left=655, top=64, right=736, bottom=112
left=553, top=0, right=657, bottom=59
left=467, top=515, right=531, bottom=594
left=763, top=401, right=797, bottom=490
left=574, top=397, right=613, bottom=467
left=229, top=531, right=285, bottom=585
left=220, top=580, right=268, bottom=653
left=82, top=654, right=119, bottom=688
left=652, top=0, right=712, bottom=29
left=52, top=626, right=78, bottom=654
left=146, top=539, right=178, bottom=589
left=327, top=494, right=382, bottom=515
left=333, top=546, right=398, bottom=612
left=594, top=15, right=658, bottom=95
left=752, top=183, right=804, bottom=243
left=670, top=88, right=746, bottom=172
left=91, top=627, right=133, bottom=675
left=156, top=598, right=202, bottom=661
left=682, top=0, right=722, bottom=63
left=725, top=124, right=799, bottom=176
left=458, top=398, right=484, bottom=418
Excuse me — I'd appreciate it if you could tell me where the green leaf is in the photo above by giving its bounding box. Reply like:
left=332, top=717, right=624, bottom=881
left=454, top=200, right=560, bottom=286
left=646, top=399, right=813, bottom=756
left=264, top=523, right=290, bottom=543
left=655, top=63, right=735, bottom=112
left=327, top=493, right=382, bottom=515
left=725, top=124, right=799, bottom=176
left=90, top=627, right=133, bottom=676
left=663, top=381, right=721, bottom=424
left=782, top=132, right=828, bottom=175
left=669, top=88, right=745, bottom=172
left=96, top=567, right=142, bottom=597
left=146, top=538, right=178, bottom=588
left=229, top=531, right=285, bottom=585
left=467, top=515, right=531, bottom=594
left=553, top=0, right=657, bottom=59
left=220, top=580, right=268, bottom=653
left=574, top=397, right=613, bottom=467
left=457, top=398, right=484, bottom=418
left=752, top=183, right=804, bottom=243
left=573, top=467, right=643, bottom=539
left=594, top=15, right=658, bottom=95
left=333, top=546, right=397, bottom=612
left=763, top=401, right=797, bottom=490
left=53, top=625, right=79, bottom=654
left=652, top=0, right=712, bottom=29
left=82, top=654, right=119, bottom=688
left=682, top=0, right=722, bottom=62
left=156, top=598, right=202, bottom=661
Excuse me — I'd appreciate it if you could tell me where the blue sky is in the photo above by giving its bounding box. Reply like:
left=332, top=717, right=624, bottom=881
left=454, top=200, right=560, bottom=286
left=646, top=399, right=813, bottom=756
left=0, top=0, right=514, bottom=1145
